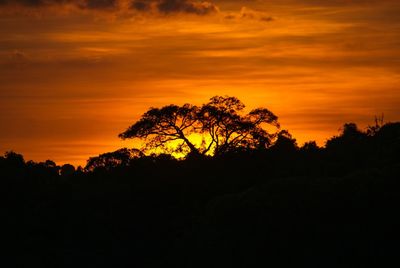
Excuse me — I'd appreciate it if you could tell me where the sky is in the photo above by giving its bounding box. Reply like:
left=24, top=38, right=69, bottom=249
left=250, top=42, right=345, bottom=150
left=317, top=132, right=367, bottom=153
left=1, top=0, right=400, bottom=166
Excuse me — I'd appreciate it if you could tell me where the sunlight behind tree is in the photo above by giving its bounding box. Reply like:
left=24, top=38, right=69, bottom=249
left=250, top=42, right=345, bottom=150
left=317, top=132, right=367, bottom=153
left=119, top=96, right=280, bottom=157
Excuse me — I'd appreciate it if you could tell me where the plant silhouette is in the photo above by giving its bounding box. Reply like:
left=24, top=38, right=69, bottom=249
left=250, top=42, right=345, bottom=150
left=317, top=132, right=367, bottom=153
left=119, top=96, right=279, bottom=157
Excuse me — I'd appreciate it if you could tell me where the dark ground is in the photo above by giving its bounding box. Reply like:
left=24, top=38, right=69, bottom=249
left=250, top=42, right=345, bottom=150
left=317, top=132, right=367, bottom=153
left=2, top=122, right=400, bottom=267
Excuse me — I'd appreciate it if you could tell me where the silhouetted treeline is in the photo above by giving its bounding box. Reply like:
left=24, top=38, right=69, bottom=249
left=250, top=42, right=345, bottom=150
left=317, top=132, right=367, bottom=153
left=2, top=122, right=400, bottom=267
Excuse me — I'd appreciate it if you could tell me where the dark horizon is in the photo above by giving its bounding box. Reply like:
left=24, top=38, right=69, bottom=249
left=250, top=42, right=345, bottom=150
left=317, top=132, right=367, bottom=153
left=1, top=119, right=391, bottom=169
left=0, top=96, right=390, bottom=168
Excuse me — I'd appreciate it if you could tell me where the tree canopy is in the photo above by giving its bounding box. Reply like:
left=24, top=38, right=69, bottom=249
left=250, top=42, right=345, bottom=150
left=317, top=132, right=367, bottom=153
left=119, top=96, right=280, bottom=157
left=85, top=148, right=144, bottom=171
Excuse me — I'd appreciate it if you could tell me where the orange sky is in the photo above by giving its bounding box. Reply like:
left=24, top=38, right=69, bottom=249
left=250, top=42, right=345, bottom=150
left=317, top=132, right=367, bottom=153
left=1, top=0, right=400, bottom=166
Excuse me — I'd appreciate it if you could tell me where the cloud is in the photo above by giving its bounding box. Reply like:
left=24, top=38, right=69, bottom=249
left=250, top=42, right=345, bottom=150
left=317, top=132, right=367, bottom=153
left=0, top=50, right=31, bottom=69
left=130, top=0, right=150, bottom=11
left=158, top=0, right=218, bottom=15
left=0, top=0, right=118, bottom=9
left=131, top=0, right=219, bottom=15
left=272, top=0, right=399, bottom=5
left=1, top=0, right=219, bottom=14
left=260, top=16, right=273, bottom=22
left=10, top=50, right=27, bottom=59
left=81, top=0, right=117, bottom=10
left=303, top=0, right=399, bottom=5
left=224, top=6, right=274, bottom=22
left=0, top=0, right=68, bottom=7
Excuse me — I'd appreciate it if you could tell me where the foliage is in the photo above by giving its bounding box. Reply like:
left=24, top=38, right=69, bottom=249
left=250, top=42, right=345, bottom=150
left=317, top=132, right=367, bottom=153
left=197, top=96, right=279, bottom=155
left=119, top=96, right=280, bottom=157
left=85, top=148, right=144, bottom=171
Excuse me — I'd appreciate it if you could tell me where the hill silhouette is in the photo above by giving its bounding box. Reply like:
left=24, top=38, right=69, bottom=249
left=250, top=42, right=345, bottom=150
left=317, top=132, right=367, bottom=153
left=2, top=97, right=400, bottom=267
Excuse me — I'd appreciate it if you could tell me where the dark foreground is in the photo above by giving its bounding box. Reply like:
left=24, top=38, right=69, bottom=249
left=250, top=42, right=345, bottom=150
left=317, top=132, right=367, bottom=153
left=2, top=123, right=400, bottom=267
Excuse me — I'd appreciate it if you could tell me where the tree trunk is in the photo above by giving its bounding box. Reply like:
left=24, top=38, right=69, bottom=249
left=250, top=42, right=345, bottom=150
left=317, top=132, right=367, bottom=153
left=176, top=128, right=201, bottom=155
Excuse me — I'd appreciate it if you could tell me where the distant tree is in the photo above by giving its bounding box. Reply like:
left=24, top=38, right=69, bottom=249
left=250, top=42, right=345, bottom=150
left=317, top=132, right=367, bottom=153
left=1, top=151, right=26, bottom=181
left=299, top=141, right=322, bottom=170
left=269, top=130, right=298, bottom=154
left=119, top=96, right=279, bottom=157
left=44, top=160, right=57, bottom=168
left=60, top=164, right=75, bottom=177
left=367, top=114, right=385, bottom=136
left=372, top=122, right=400, bottom=160
left=25, top=159, right=60, bottom=181
left=342, top=123, right=362, bottom=137
left=326, top=123, right=367, bottom=150
left=300, top=141, right=320, bottom=153
left=3, top=151, right=25, bottom=168
left=85, top=148, right=144, bottom=171
left=43, top=160, right=60, bottom=175
left=325, top=123, right=369, bottom=167
left=4, top=151, right=24, bottom=162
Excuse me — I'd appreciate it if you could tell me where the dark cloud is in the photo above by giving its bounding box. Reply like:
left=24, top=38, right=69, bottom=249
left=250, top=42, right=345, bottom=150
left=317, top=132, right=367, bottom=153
left=223, top=7, right=274, bottom=22
left=11, top=0, right=46, bottom=6
left=224, top=14, right=235, bottom=19
left=5, top=50, right=30, bottom=67
left=0, top=0, right=117, bottom=9
left=1, top=0, right=219, bottom=14
left=158, top=0, right=218, bottom=15
left=260, top=16, right=274, bottom=22
left=0, top=0, right=67, bottom=6
left=130, top=0, right=151, bottom=11
left=81, top=0, right=117, bottom=9
left=131, top=0, right=219, bottom=15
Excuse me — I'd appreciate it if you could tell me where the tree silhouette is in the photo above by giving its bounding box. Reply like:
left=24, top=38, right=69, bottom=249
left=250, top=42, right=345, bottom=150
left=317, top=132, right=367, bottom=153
left=367, top=114, right=385, bottom=136
left=198, top=96, right=280, bottom=155
left=119, top=96, right=279, bottom=157
left=60, top=164, right=75, bottom=177
left=3, top=151, right=25, bottom=167
left=269, top=130, right=298, bottom=153
left=119, top=104, right=200, bottom=155
left=85, top=148, right=144, bottom=171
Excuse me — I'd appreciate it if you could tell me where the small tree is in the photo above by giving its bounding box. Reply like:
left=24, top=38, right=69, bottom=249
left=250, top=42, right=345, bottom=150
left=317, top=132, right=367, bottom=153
left=85, top=148, right=144, bottom=171
left=367, top=114, right=384, bottom=136
left=60, top=164, right=75, bottom=177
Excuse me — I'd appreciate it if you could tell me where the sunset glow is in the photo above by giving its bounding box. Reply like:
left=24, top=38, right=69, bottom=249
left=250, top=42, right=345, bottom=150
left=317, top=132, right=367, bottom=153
left=1, top=0, right=400, bottom=166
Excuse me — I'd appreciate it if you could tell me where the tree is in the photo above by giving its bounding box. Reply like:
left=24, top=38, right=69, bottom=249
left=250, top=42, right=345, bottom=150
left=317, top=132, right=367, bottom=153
left=300, top=141, right=320, bottom=153
left=269, top=130, right=298, bottom=155
left=326, top=123, right=367, bottom=150
left=60, top=164, right=75, bottom=177
left=4, top=151, right=25, bottom=166
left=119, top=96, right=280, bottom=157
left=119, top=104, right=200, bottom=155
left=198, top=96, right=280, bottom=155
left=367, top=114, right=385, bottom=136
left=325, top=123, right=369, bottom=167
left=85, top=148, right=144, bottom=171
